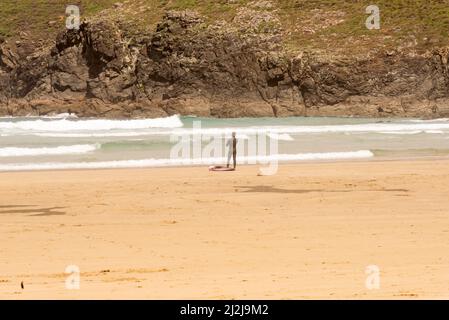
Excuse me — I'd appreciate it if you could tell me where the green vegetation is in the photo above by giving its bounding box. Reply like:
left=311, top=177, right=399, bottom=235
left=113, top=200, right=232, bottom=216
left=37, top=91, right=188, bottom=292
left=0, top=0, right=118, bottom=37
left=1, top=0, right=449, bottom=53
left=279, top=0, right=449, bottom=52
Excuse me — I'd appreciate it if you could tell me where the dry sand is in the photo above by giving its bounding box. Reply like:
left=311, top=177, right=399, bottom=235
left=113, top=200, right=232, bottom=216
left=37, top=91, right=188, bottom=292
left=0, top=159, right=449, bottom=299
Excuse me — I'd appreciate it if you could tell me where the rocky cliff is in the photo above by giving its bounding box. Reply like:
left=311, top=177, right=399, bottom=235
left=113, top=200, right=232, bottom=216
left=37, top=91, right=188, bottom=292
left=1, top=2, right=449, bottom=118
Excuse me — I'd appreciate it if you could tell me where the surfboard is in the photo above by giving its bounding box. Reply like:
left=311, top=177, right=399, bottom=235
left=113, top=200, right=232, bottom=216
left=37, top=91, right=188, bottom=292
left=209, top=166, right=235, bottom=172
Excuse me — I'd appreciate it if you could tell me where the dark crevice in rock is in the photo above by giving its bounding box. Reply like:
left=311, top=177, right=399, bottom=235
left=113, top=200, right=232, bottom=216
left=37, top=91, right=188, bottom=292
left=2, top=9, right=449, bottom=118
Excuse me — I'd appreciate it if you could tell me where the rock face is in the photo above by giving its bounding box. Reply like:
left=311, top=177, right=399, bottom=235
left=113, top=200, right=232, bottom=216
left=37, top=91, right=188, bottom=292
left=1, top=9, right=449, bottom=118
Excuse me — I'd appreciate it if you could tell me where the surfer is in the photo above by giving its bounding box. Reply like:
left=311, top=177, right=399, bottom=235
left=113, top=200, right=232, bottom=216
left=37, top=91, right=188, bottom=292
left=209, top=132, right=237, bottom=172
left=226, top=132, right=237, bottom=169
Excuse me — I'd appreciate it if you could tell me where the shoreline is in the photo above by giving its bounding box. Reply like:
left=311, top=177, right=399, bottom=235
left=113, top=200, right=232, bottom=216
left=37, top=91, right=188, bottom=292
left=0, top=112, right=444, bottom=120
left=1, top=158, right=449, bottom=299
left=1, top=154, right=449, bottom=174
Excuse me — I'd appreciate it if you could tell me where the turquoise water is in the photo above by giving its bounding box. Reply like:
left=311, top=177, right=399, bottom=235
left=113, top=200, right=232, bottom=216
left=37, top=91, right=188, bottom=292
left=1, top=115, right=449, bottom=171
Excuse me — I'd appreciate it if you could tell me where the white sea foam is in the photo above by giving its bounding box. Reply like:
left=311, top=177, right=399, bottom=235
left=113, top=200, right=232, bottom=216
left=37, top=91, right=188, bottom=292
left=0, top=115, right=183, bottom=132
left=57, top=122, right=449, bottom=136
left=379, top=131, right=423, bottom=135
left=0, top=150, right=373, bottom=171
left=425, top=130, right=445, bottom=134
left=34, top=132, right=150, bottom=138
left=163, top=123, right=449, bottom=137
left=4, top=118, right=449, bottom=137
left=40, top=113, right=79, bottom=119
left=28, top=123, right=449, bottom=138
left=0, top=144, right=98, bottom=157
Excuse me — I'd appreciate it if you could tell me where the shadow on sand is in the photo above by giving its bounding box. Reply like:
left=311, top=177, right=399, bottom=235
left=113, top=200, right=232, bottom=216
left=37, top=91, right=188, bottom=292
left=234, top=185, right=409, bottom=194
left=0, top=205, right=66, bottom=216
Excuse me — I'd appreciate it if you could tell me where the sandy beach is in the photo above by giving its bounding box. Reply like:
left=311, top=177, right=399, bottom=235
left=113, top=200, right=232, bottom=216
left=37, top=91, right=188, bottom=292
left=1, top=159, right=449, bottom=299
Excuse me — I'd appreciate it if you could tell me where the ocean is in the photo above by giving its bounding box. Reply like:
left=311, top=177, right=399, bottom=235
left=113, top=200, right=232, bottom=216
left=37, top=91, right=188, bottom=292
left=1, top=114, right=449, bottom=171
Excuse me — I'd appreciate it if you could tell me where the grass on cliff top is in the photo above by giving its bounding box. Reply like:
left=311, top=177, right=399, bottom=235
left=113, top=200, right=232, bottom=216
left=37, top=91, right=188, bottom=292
left=0, top=0, right=244, bottom=39
left=279, top=0, right=449, bottom=54
left=1, top=0, right=449, bottom=54
left=0, top=0, right=118, bottom=38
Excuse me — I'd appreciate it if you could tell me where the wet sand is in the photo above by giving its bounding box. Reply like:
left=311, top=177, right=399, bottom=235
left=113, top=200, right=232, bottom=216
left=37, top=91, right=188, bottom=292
left=0, top=159, right=449, bottom=299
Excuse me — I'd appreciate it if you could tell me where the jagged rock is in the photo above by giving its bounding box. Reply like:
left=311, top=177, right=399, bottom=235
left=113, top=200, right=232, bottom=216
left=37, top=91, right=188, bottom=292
left=1, top=8, right=449, bottom=118
left=0, top=43, right=19, bottom=71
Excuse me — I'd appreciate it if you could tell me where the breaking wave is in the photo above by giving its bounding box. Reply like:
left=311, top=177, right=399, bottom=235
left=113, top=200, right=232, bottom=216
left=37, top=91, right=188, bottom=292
left=0, top=115, right=183, bottom=132
left=0, top=150, right=373, bottom=171
left=0, top=144, right=99, bottom=157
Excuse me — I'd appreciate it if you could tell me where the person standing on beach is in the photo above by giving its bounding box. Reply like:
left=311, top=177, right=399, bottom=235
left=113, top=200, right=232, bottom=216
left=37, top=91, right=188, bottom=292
left=226, top=132, right=237, bottom=169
